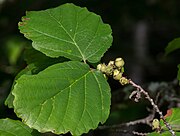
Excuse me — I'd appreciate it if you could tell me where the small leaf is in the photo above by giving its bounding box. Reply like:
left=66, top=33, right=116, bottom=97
left=149, top=108, right=180, bottom=135
left=12, top=61, right=111, bottom=135
left=160, top=108, right=180, bottom=131
left=164, top=109, right=173, bottom=118
left=19, top=3, right=112, bottom=63
left=0, top=118, right=32, bottom=136
left=165, top=38, right=180, bottom=55
left=148, top=131, right=180, bottom=136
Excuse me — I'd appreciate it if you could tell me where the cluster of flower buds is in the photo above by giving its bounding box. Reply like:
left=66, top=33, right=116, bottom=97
left=97, top=57, right=129, bottom=85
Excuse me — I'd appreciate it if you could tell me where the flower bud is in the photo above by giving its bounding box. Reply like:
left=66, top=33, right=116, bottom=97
left=105, top=65, right=113, bottom=76
left=108, top=61, right=114, bottom=66
left=119, top=77, right=129, bottom=85
left=97, top=64, right=102, bottom=71
left=115, top=58, right=125, bottom=68
left=97, top=63, right=107, bottom=73
left=100, top=63, right=107, bottom=73
left=113, top=69, right=122, bottom=80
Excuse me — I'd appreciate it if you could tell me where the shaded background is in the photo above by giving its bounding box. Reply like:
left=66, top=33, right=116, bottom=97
left=0, top=0, right=180, bottom=135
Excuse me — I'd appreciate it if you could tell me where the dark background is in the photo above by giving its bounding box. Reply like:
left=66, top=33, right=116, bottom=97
left=0, top=0, right=180, bottom=135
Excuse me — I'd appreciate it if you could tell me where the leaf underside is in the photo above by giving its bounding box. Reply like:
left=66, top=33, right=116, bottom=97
left=19, top=3, right=112, bottom=63
left=12, top=61, right=111, bottom=135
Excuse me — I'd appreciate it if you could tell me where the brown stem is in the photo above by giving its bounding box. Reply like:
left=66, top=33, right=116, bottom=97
left=129, top=79, right=176, bottom=136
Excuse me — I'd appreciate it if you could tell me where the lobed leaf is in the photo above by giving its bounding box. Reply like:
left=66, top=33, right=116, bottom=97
left=0, top=118, right=32, bottom=136
left=12, top=61, right=111, bottom=135
left=18, top=3, right=112, bottom=63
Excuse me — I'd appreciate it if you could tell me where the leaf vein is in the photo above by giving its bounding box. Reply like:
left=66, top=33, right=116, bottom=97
left=46, top=11, right=85, bottom=62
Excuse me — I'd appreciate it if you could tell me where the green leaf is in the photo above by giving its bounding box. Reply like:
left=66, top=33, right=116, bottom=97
left=5, top=36, right=25, bottom=65
left=18, top=3, right=112, bottom=63
left=5, top=66, right=33, bottom=108
left=165, top=38, right=180, bottom=55
left=178, top=64, right=180, bottom=85
left=148, top=108, right=180, bottom=136
left=5, top=47, right=67, bottom=108
left=0, top=118, right=32, bottom=136
left=160, top=108, right=180, bottom=131
left=24, top=46, right=68, bottom=74
left=12, top=61, right=111, bottom=135
left=148, top=131, right=180, bottom=136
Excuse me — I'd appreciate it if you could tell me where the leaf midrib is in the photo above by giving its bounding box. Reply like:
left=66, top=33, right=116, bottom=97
left=46, top=10, right=86, bottom=62
left=23, top=70, right=92, bottom=129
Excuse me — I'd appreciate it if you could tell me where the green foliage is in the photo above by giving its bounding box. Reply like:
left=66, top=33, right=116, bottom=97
left=5, top=37, right=25, bottom=65
left=19, top=3, right=112, bottom=63
left=165, top=38, right=180, bottom=84
left=5, top=47, right=68, bottom=108
left=3, top=3, right=113, bottom=136
left=165, top=38, right=180, bottom=55
left=160, top=108, right=180, bottom=131
left=24, top=46, right=68, bottom=74
left=148, top=131, right=180, bottom=136
left=2, top=2, right=179, bottom=136
left=5, top=66, right=33, bottom=108
left=148, top=108, right=180, bottom=136
left=0, top=118, right=32, bottom=136
left=12, top=61, right=111, bottom=135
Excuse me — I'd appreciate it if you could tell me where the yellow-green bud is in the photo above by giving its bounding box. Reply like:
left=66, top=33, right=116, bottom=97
left=152, top=119, right=160, bottom=130
left=115, top=58, right=125, bottom=68
left=97, top=64, right=102, bottom=71
left=108, top=61, right=114, bottom=66
left=97, top=63, right=107, bottom=73
left=113, top=69, right=122, bottom=80
left=105, top=65, right=113, bottom=76
left=119, top=77, right=129, bottom=85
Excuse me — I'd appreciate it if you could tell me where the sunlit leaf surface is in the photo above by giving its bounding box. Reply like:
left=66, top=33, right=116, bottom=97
left=19, top=3, right=112, bottom=63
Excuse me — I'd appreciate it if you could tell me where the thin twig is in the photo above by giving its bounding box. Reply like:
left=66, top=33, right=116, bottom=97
left=98, top=112, right=154, bottom=130
left=126, top=113, right=154, bottom=127
left=133, top=131, right=150, bottom=136
left=129, top=79, right=176, bottom=136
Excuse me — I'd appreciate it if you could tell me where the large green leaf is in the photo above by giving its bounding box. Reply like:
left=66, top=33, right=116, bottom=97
left=5, top=47, right=67, bottom=108
left=19, top=3, right=112, bottom=63
left=165, top=38, right=180, bottom=55
left=0, top=118, right=32, bottom=136
left=12, top=61, right=111, bottom=135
